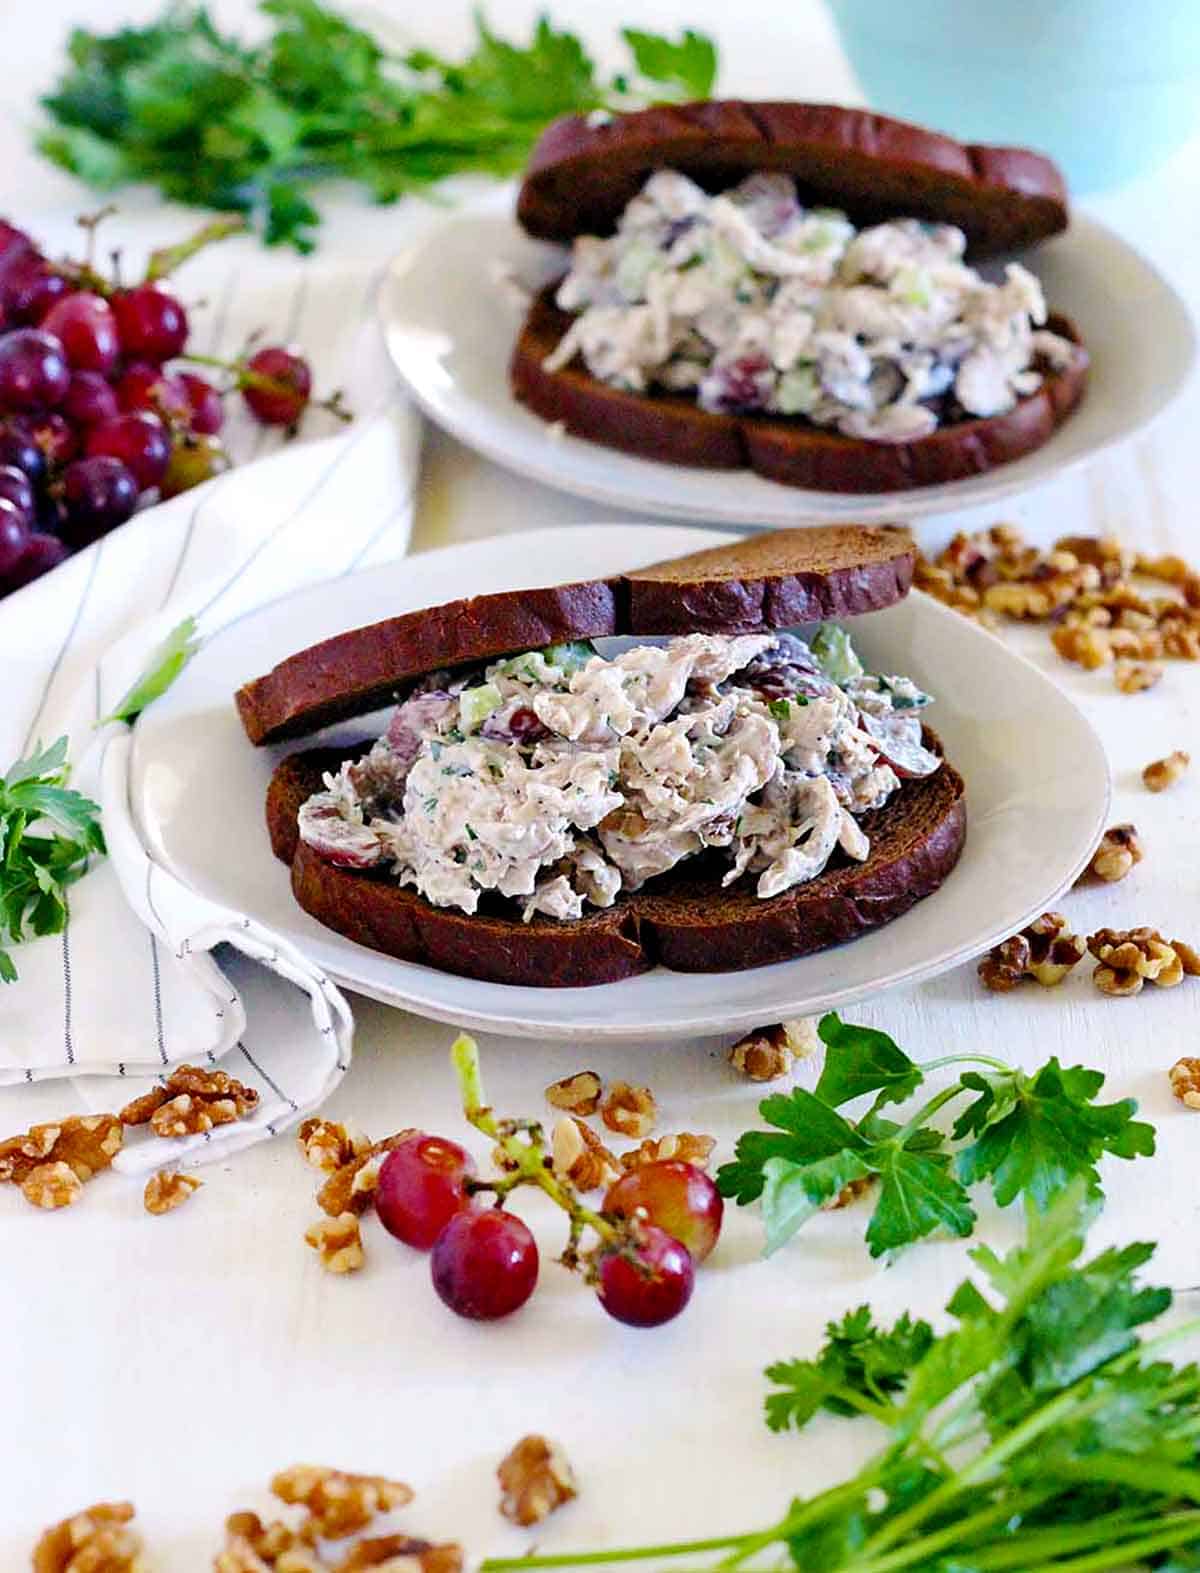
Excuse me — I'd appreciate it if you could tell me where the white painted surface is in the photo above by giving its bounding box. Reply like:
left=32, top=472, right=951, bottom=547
left=1, top=0, right=1199, bottom=1564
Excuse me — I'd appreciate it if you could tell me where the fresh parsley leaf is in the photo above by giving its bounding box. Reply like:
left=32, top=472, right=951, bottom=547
left=38, top=5, right=720, bottom=250
left=717, top=1088, right=865, bottom=1206
left=809, top=623, right=863, bottom=684
left=0, top=738, right=105, bottom=984
left=102, top=616, right=201, bottom=725
left=864, top=1142, right=975, bottom=1257
left=813, top=1012, right=924, bottom=1108
left=760, top=1151, right=872, bottom=1255
left=765, top=1306, right=934, bottom=1432
left=953, top=1059, right=1157, bottom=1211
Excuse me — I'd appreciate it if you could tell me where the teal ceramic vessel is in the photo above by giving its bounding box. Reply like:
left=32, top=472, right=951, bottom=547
left=827, top=0, right=1200, bottom=193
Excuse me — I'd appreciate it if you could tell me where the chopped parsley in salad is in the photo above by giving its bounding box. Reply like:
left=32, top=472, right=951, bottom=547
left=298, top=627, right=939, bottom=923
left=542, top=170, right=1080, bottom=443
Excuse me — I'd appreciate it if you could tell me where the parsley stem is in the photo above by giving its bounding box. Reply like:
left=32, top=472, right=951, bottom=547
left=851, top=1486, right=1054, bottom=1573
left=479, top=1535, right=751, bottom=1570
left=1019, top=1511, right=1200, bottom=1572
left=918, top=1052, right=1013, bottom=1076
left=891, top=1083, right=968, bottom=1145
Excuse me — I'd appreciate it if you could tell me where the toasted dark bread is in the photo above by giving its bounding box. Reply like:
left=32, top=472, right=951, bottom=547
left=236, top=526, right=915, bottom=745
left=517, top=102, right=1068, bottom=257
left=268, top=738, right=966, bottom=987
left=511, top=289, right=1089, bottom=494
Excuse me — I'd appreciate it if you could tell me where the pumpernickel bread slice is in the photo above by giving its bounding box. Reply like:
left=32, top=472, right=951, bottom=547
left=517, top=102, right=1068, bottom=257
left=236, top=525, right=914, bottom=745
left=511, top=288, right=1089, bottom=494
left=267, top=738, right=966, bottom=987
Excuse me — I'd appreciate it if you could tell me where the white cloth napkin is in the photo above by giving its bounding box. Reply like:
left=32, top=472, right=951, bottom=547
left=0, top=258, right=423, bottom=1173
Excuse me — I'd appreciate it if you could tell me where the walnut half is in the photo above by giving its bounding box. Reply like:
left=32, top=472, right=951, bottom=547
left=1169, top=1057, right=1200, bottom=1110
left=1087, top=927, right=1200, bottom=996
left=978, top=913, right=1085, bottom=991
left=32, top=1502, right=144, bottom=1573
left=1085, top=824, right=1143, bottom=884
left=497, top=1435, right=578, bottom=1526
left=600, top=1081, right=658, bottom=1139
left=1143, top=750, right=1190, bottom=792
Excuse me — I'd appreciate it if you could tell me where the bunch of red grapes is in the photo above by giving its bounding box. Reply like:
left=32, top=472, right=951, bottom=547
left=0, top=217, right=336, bottom=600
left=374, top=1041, right=724, bottom=1328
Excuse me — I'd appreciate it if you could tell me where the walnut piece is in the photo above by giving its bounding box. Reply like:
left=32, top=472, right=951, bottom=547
left=271, top=1465, right=413, bottom=1540
left=620, top=1132, right=716, bottom=1171
left=317, top=1131, right=415, bottom=1218
left=305, top=1212, right=366, bottom=1274
left=21, top=1161, right=84, bottom=1211
left=32, top=1502, right=144, bottom=1573
left=1169, top=1057, right=1200, bottom=1110
left=143, top=1170, right=203, bottom=1215
left=0, top=1112, right=121, bottom=1187
left=551, top=1116, right=620, bottom=1192
left=823, top=1175, right=876, bottom=1211
left=1087, top=927, right=1197, bottom=996
left=978, top=913, right=1085, bottom=991
left=497, top=1435, right=578, bottom=1527
left=1114, top=659, right=1164, bottom=694
left=1143, top=750, right=1190, bottom=793
left=600, top=1080, right=658, bottom=1139
left=215, top=1510, right=315, bottom=1572
left=331, top=1537, right=464, bottom=1573
left=728, top=1020, right=819, bottom=1081
left=544, top=1070, right=603, bottom=1116
left=298, top=1117, right=369, bottom=1173
left=1086, top=823, right=1144, bottom=884
left=121, top=1063, right=259, bottom=1137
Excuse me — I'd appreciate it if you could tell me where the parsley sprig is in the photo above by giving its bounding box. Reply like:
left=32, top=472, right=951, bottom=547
left=483, top=1186, right=1200, bottom=1573
left=101, top=616, right=201, bottom=726
left=38, top=2, right=719, bottom=251
left=0, top=738, right=106, bottom=984
left=716, top=1013, right=1155, bottom=1257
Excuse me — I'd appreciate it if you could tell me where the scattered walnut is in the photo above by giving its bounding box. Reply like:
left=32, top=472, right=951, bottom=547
left=122, top=1063, right=259, bottom=1138
left=620, top=1132, right=716, bottom=1171
left=149, top=1092, right=241, bottom=1138
left=1143, top=750, right=1190, bottom=792
left=32, top=1502, right=144, bottom=1573
left=497, top=1435, right=578, bottom=1527
left=215, top=1511, right=315, bottom=1571
left=0, top=1112, right=121, bottom=1187
left=1086, top=823, right=1144, bottom=883
left=544, top=1070, right=603, bottom=1116
left=298, top=1117, right=369, bottom=1173
left=305, top=1212, right=366, bottom=1274
left=1169, top=1057, right=1200, bottom=1110
left=1051, top=623, right=1112, bottom=670
left=728, top=1019, right=818, bottom=1081
left=317, top=1131, right=414, bottom=1218
left=978, top=913, right=1085, bottom=991
left=117, top=1086, right=170, bottom=1127
left=1172, top=937, right=1200, bottom=976
left=21, top=1161, right=84, bottom=1211
left=551, top=1116, right=620, bottom=1192
left=143, top=1170, right=203, bottom=1215
left=1087, top=927, right=1195, bottom=995
left=271, top=1465, right=413, bottom=1540
left=1135, top=552, right=1192, bottom=585
left=331, top=1537, right=463, bottom=1573
left=823, top=1175, right=876, bottom=1210
left=1114, top=659, right=1164, bottom=694
left=600, top=1080, right=657, bottom=1139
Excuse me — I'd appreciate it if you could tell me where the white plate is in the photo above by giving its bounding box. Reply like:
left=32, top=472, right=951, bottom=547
left=130, top=523, right=1110, bottom=1041
left=378, top=187, right=1196, bottom=525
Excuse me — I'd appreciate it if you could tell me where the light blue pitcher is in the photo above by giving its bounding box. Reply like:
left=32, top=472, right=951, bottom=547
left=828, top=0, right=1200, bottom=192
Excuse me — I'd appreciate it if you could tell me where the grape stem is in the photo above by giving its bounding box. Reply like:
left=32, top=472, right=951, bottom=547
left=143, top=215, right=247, bottom=282
left=179, top=348, right=353, bottom=424
left=451, top=1034, right=618, bottom=1252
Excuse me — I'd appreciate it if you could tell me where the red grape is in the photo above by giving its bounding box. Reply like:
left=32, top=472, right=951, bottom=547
left=160, top=435, right=231, bottom=499
left=115, top=362, right=191, bottom=422
left=60, top=456, right=138, bottom=547
left=22, top=411, right=79, bottom=465
left=596, top=1225, right=694, bottom=1328
left=63, top=370, right=119, bottom=428
left=0, top=329, right=70, bottom=411
left=85, top=410, right=170, bottom=491
left=430, top=1208, right=539, bottom=1320
left=0, top=257, right=70, bottom=326
left=604, top=1161, right=723, bottom=1264
left=0, top=496, right=31, bottom=576
left=2, top=530, right=68, bottom=593
left=112, top=284, right=188, bottom=362
left=0, top=422, right=47, bottom=482
left=0, top=463, right=34, bottom=524
left=242, top=345, right=311, bottom=426
left=178, top=372, right=224, bottom=435
left=377, top=1133, right=476, bottom=1250
left=41, top=292, right=120, bottom=374
left=0, top=221, right=31, bottom=264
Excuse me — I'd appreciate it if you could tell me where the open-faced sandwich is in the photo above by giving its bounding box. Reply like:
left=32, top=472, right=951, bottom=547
left=510, top=103, right=1089, bottom=492
left=236, top=527, right=966, bottom=987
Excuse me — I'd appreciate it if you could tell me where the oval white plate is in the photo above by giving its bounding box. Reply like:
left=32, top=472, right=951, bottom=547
left=130, top=524, right=1110, bottom=1041
left=378, top=187, right=1195, bottom=526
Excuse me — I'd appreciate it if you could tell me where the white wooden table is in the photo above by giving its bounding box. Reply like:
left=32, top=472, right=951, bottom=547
left=1, top=1, right=1198, bottom=1564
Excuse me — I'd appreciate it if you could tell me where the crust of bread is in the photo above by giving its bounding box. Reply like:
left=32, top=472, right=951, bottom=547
left=510, top=288, right=1089, bottom=494
left=267, top=736, right=966, bottom=986
left=517, top=102, right=1068, bottom=255
left=236, top=525, right=915, bottom=744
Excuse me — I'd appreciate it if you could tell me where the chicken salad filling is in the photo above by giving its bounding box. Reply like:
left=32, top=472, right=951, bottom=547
left=542, top=169, right=1080, bottom=444
left=298, top=626, right=941, bottom=923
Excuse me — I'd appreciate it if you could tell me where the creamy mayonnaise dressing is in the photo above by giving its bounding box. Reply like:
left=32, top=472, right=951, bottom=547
left=298, top=628, right=940, bottom=923
left=542, top=170, right=1079, bottom=443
